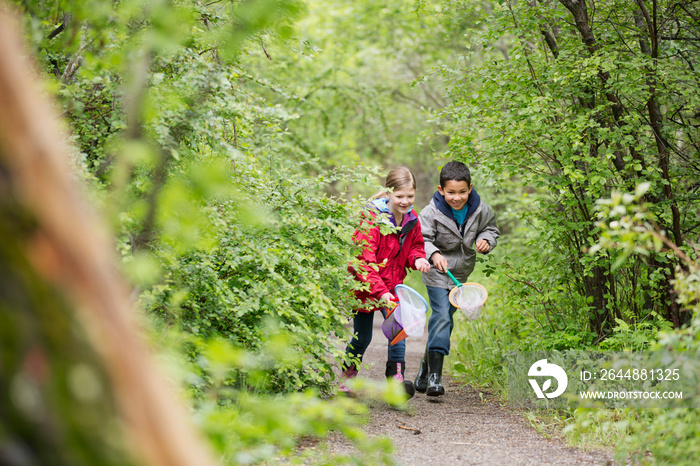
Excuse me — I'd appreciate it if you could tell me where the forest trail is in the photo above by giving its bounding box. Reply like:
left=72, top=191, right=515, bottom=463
left=323, top=315, right=615, bottom=465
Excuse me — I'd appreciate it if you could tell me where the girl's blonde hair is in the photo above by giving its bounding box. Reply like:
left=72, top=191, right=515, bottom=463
left=374, top=166, right=417, bottom=199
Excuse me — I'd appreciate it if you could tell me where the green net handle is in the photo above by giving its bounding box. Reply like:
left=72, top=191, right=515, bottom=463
left=445, top=269, right=462, bottom=288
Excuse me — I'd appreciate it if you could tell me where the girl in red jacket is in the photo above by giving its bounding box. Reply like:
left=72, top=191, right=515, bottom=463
left=341, top=167, right=431, bottom=396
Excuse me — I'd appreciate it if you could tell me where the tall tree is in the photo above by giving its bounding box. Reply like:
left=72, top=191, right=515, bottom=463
left=443, top=0, right=700, bottom=338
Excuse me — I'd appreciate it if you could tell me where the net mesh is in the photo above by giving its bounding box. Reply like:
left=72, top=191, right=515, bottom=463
left=394, top=285, right=428, bottom=337
left=450, top=284, right=487, bottom=320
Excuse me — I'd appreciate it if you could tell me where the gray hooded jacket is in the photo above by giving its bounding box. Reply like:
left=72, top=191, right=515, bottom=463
left=420, top=189, right=500, bottom=289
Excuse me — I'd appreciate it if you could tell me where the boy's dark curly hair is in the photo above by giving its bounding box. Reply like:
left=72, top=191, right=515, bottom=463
left=439, top=161, right=471, bottom=187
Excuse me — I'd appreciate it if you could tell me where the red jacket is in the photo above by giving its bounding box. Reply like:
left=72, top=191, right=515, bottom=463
left=349, top=206, right=426, bottom=312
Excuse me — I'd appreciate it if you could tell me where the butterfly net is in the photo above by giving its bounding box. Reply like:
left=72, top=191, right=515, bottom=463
left=449, top=283, right=488, bottom=320
left=394, top=284, right=428, bottom=337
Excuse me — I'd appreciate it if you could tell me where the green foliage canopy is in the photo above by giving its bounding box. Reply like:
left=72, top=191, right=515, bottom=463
left=441, top=0, right=700, bottom=340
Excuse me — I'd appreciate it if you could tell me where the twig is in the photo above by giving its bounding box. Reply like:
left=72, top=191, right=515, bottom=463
left=47, top=22, right=65, bottom=41
left=261, top=39, right=271, bottom=60
left=61, top=38, right=94, bottom=83
left=47, top=13, right=71, bottom=41
left=397, top=424, right=421, bottom=435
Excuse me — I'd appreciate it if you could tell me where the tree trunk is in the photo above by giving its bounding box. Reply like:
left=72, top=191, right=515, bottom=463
left=635, top=0, right=684, bottom=327
left=0, top=7, right=216, bottom=466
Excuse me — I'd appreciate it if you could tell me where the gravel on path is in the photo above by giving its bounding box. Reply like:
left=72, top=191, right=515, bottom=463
left=322, top=313, right=615, bottom=465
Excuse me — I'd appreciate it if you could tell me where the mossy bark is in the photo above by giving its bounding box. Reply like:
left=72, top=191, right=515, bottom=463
left=0, top=167, right=134, bottom=465
left=0, top=8, right=216, bottom=466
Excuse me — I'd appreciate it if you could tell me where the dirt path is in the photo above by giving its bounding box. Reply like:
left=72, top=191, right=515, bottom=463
left=323, top=315, right=614, bottom=465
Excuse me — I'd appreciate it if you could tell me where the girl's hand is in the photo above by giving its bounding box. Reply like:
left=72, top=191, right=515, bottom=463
left=415, top=257, right=431, bottom=273
left=380, top=292, right=394, bottom=306
left=475, top=239, right=491, bottom=253
left=431, top=253, right=448, bottom=272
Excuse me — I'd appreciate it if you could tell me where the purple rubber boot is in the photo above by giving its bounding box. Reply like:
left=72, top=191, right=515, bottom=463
left=386, top=360, right=415, bottom=399
left=338, top=365, right=358, bottom=396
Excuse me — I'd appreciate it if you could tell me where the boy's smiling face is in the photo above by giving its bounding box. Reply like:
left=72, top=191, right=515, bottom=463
left=438, top=180, right=472, bottom=211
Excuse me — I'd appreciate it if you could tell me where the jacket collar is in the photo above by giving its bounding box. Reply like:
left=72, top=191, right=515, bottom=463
left=371, top=197, right=417, bottom=227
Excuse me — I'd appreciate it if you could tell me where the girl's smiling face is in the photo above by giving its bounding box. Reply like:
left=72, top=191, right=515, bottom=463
left=387, top=186, right=416, bottom=218
left=438, top=180, right=471, bottom=210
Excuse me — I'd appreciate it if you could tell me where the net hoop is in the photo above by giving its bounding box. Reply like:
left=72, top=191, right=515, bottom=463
left=394, top=284, right=428, bottom=337
left=381, top=284, right=428, bottom=345
left=448, top=282, right=488, bottom=320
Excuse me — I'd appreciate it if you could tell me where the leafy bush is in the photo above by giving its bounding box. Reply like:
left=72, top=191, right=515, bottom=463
left=586, top=184, right=700, bottom=463
left=148, top=326, right=401, bottom=464
left=451, top=182, right=700, bottom=462
left=142, top=163, right=380, bottom=394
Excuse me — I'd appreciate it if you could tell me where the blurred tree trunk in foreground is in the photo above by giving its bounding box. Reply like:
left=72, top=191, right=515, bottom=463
left=0, top=6, right=216, bottom=466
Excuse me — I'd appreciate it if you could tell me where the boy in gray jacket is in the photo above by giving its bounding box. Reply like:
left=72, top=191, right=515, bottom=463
left=415, top=161, right=500, bottom=396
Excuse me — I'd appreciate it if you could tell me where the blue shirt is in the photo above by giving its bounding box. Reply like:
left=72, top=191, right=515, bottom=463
left=451, top=205, right=468, bottom=226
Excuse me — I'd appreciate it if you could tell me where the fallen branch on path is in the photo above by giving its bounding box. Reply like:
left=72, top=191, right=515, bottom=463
left=397, top=424, right=421, bottom=435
